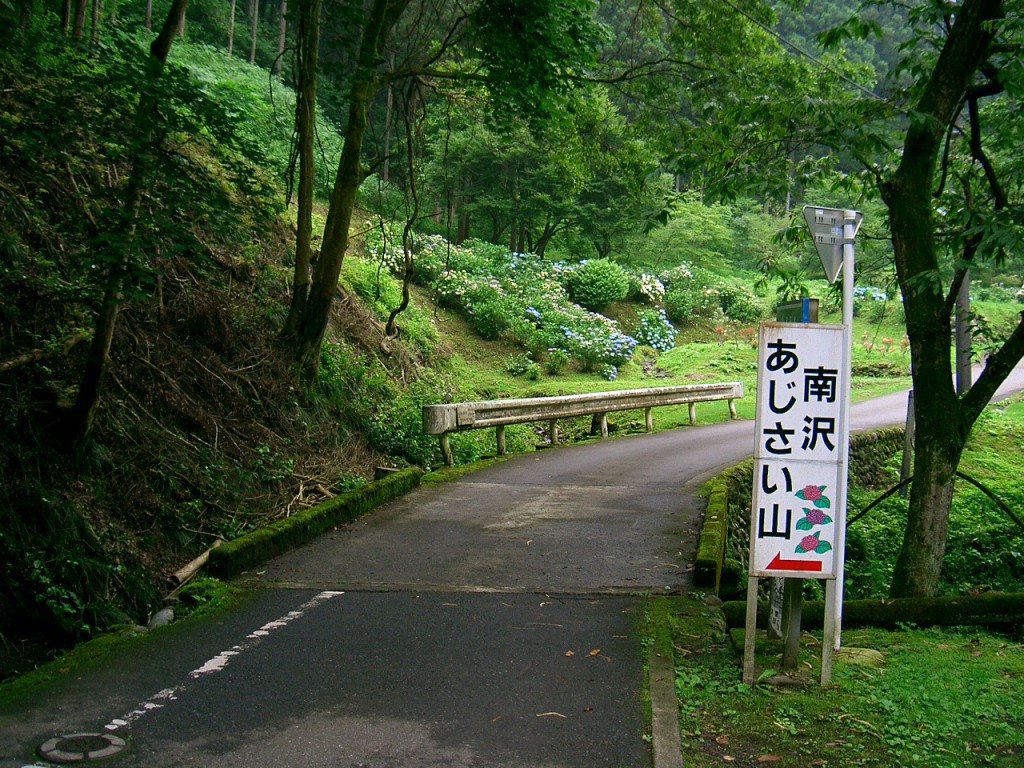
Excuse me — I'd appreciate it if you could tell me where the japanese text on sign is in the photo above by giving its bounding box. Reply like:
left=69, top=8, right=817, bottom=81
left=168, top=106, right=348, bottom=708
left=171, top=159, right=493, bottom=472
left=750, top=324, right=848, bottom=579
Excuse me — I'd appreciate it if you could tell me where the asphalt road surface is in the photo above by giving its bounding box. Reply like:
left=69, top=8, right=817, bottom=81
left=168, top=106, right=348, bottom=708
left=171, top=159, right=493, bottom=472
left=3, top=364, right=1023, bottom=768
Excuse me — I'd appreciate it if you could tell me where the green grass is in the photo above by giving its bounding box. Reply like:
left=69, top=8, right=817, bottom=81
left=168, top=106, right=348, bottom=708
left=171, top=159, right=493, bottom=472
left=674, top=622, right=1024, bottom=768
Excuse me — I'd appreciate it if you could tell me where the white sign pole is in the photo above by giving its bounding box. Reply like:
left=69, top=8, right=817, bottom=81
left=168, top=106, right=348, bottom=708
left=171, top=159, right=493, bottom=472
left=821, top=210, right=856, bottom=685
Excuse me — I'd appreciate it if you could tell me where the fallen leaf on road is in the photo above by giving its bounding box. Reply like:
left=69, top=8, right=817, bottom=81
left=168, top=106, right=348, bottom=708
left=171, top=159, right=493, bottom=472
left=723, top=756, right=735, bottom=763
left=565, top=651, right=575, bottom=657
left=536, top=712, right=567, bottom=718
left=589, top=649, right=601, bottom=656
left=757, top=755, right=782, bottom=763
left=715, top=736, right=729, bottom=745
left=583, top=707, right=593, bottom=713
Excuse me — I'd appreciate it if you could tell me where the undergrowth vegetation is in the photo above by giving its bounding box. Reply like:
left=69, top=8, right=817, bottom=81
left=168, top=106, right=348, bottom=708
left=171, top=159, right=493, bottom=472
left=845, top=396, right=1024, bottom=599
left=671, top=593, right=1024, bottom=768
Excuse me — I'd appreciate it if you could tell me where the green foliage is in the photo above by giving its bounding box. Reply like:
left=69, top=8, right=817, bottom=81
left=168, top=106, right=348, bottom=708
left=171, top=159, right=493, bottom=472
left=543, top=348, right=570, bottom=375
left=171, top=41, right=344, bottom=197
left=662, top=264, right=768, bottom=327
left=340, top=256, right=438, bottom=355
left=565, top=258, right=630, bottom=310
left=505, top=353, right=541, bottom=380
left=0, top=499, right=150, bottom=649
left=846, top=401, right=1024, bottom=599
left=174, top=577, right=245, bottom=621
left=251, top=445, right=294, bottom=485
left=405, top=236, right=638, bottom=376
left=469, top=0, right=606, bottom=127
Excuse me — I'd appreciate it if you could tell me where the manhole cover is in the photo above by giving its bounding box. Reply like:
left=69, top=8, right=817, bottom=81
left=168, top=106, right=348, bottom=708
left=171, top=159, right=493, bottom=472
left=38, top=733, right=126, bottom=763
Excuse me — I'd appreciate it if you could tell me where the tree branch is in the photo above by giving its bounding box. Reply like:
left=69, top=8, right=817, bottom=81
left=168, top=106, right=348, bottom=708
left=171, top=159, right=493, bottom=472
left=966, top=90, right=1008, bottom=210
left=961, top=311, right=1024, bottom=428
left=0, top=333, right=90, bottom=374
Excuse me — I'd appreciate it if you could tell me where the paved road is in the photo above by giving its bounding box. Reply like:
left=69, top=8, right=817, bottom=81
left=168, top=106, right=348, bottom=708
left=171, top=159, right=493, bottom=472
left=2, top=365, right=1023, bottom=768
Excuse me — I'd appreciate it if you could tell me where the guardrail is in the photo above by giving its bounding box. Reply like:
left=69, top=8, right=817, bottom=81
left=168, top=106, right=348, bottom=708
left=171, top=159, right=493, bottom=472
left=422, top=382, right=744, bottom=466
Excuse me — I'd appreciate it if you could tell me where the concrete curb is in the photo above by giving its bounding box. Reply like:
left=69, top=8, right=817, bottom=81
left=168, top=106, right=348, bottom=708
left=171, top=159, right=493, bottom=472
left=208, top=467, right=423, bottom=579
left=648, top=644, right=685, bottom=768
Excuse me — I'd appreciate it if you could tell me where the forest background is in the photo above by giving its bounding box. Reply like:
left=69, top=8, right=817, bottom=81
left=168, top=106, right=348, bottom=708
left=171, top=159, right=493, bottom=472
left=1, top=0, right=1023, bottom=682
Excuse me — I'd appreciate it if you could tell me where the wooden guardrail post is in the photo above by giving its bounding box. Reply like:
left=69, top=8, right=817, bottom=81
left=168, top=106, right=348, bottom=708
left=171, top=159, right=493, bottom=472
left=496, top=425, right=506, bottom=456
left=439, top=433, right=454, bottom=466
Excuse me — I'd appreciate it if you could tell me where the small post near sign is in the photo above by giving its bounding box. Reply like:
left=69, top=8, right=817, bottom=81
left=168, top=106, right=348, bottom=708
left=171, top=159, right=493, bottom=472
left=743, top=207, right=860, bottom=687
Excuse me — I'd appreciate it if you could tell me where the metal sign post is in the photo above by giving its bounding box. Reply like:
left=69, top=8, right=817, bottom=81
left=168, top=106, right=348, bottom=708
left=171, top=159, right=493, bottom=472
left=742, top=207, right=858, bottom=687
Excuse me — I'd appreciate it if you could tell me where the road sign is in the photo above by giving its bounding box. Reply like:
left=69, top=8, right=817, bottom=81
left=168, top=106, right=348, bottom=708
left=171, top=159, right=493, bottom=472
left=802, top=206, right=862, bottom=284
left=749, top=323, right=848, bottom=580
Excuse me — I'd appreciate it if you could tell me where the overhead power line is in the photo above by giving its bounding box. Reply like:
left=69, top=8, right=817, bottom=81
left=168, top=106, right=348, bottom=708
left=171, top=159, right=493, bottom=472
left=719, top=0, right=885, bottom=101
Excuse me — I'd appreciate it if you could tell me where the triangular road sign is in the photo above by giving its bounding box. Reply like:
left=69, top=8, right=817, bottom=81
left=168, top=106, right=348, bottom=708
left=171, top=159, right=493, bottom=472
left=802, top=206, right=862, bottom=284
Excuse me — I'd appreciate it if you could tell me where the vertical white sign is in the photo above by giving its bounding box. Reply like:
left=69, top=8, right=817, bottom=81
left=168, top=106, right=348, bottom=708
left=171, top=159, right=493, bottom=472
left=750, top=323, right=848, bottom=579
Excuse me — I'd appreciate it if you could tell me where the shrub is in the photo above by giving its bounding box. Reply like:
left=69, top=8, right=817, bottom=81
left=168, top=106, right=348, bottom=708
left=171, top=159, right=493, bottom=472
left=631, top=308, right=676, bottom=352
left=665, top=287, right=724, bottom=325
left=565, top=259, right=630, bottom=310
left=637, top=273, right=666, bottom=304
left=505, top=353, right=540, bottom=380
left=717, top=281, right=768, bottom=324
left=544, top=348, right=570, bottom=375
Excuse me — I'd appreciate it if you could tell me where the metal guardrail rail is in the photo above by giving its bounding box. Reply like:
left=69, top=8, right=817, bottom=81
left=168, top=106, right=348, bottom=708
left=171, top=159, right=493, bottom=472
left=422, top=382, right=744, bottom=465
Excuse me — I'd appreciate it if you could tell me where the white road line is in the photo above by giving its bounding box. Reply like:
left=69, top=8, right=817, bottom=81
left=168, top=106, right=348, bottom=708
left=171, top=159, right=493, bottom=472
left=102, top=590, right=344, bottom=734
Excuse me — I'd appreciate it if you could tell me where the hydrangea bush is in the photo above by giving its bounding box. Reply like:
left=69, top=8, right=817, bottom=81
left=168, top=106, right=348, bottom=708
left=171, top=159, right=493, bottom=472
left=631, top=308, right=676, bottom=352
left=637, top=273, right=666, bottom=304
left=367, top=234, right=639, bottom=376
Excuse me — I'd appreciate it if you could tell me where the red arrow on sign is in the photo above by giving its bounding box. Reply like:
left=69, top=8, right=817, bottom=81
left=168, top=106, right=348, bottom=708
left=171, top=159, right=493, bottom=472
left=765, top=553, right=823, bottom=573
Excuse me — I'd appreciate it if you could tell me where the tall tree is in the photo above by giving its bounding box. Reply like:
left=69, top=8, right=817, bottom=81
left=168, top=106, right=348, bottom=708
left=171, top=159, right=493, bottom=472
left=274, top=0, right=287, bottom=75
left=282, top=0, right=321, bottom=340
left=622, top=0, right=1023, bottom=596
left=66, top=0, right=191, bottom=439
left=290, top=0, right=410, bottom=378
left=879, top=0, right=1024, bottom=596
left=71, top=0, right=87, bottom=39
left=249, top=0, right=259, bottom=65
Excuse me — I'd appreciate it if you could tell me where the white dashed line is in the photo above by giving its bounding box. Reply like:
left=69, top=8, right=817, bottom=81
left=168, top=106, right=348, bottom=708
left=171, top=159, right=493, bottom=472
left=101, top=591, right=344, bottom=734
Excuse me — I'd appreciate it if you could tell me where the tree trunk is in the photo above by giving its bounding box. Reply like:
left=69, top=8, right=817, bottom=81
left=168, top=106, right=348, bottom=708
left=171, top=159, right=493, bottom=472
left=227, top=0, right=235, bottom=53
left=883, top=0, right=1004, bottom=597
left=144, top=0, right=152, bottom=30
left=274, top=0, right=287, bottom=76
left=19, top=0, right=33, bottom=30
left=385, top=87, right=420, bottom=338
left=65, top=0, right=191, bottom=441
left=249, top=0, right=259, bottom=65
left=89, top=0, right=101, bottom=49
left=282, top=0, right=320, bottom=340
left=292, top=0, right=411, bottom=381
left=381, top=55, right=394, bottom=183
left=72, top=0, right=87, bottom=39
